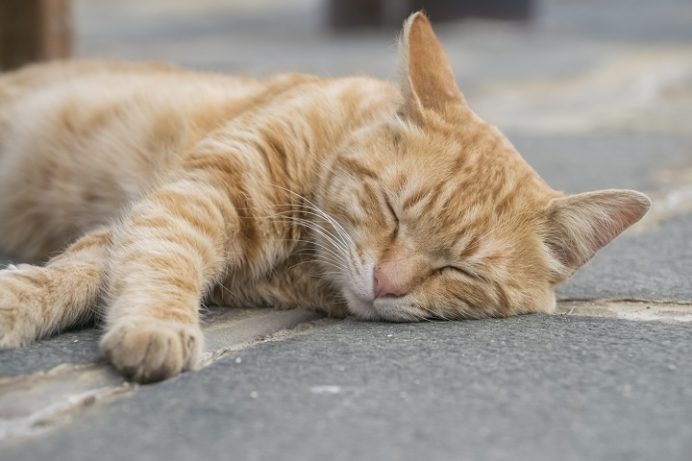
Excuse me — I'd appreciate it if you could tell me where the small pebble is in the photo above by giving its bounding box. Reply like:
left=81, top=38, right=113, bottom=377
left=310, top=385, right=341, bottom=394
left=250, top=391, right=258, bottom=399
left=235, top=357, right=242, bottom=364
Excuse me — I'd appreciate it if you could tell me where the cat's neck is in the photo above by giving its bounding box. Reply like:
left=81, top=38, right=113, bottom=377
left=197, top=75, right=398, bottom=201
left=262, top=76, right=399, bottom=195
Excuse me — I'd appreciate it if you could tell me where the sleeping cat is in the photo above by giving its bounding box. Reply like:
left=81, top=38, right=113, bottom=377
left=0, top=12, right=649, bottom=382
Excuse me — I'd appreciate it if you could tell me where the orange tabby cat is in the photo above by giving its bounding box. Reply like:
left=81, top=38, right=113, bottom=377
left=0, top=13, right=649, bottom=382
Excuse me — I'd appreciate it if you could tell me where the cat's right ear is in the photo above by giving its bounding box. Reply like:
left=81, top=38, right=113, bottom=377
left=399, top=12, right=468, bottom=123
left=542, top=189, right=651, bottom=282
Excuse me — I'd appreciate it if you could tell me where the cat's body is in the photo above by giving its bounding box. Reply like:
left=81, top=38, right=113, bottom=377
left=0, top=60, right=390, bottom=314
left=0, top=13, right=649, bottom=382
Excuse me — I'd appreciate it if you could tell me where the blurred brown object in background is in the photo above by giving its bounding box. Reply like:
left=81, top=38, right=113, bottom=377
left=328, top=0, right=533, bottom=28
left=0, top=0, right=72, bottom=71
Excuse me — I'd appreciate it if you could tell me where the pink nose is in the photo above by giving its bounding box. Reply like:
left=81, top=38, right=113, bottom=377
left=373, top=266, right=407, bottom=299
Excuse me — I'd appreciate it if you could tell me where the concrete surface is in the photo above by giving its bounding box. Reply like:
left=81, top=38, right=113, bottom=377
left=0, top=328, right=101, bottom=379
left=0, top=308, right=322, bottom=379
left=559, top=213, right=692, bottom=301
left=1, top=0, right=691, bottom=459
left=0, top=307, right=325, bottom=442
left=3, top=317, right=692, bottom=461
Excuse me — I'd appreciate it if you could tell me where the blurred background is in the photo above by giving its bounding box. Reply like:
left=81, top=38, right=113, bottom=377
left=2, top=0, right=692, bottom=141
left=1, top=0, right=691, bottom=135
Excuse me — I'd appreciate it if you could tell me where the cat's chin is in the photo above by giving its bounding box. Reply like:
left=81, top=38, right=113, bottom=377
left=342, top=289, right=424, bottom=322
left=341, top=289, right=381, bottom=321
left=371, top=298, right=427, bottom=322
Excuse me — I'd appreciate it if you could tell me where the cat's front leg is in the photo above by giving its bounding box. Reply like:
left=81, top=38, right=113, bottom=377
left=0, top=227, right=111, bottom=347
left=100, top=175, right=237, bottom=383
left=0, top=263, right=54, bottom=348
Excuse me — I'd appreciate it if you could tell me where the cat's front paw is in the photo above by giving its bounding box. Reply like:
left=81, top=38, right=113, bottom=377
left=0, top=304, right=28, bottom=349
left=100, top=319, right=203, bottom=383
left=0, top=265, right=46, bottom=349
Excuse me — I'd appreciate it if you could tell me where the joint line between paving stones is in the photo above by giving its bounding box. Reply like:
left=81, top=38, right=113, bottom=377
left=0, top=317, right=336, bottom=444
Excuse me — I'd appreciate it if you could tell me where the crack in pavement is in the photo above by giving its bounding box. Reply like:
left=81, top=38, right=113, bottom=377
left=557, top=299, right=692, bottom=322
left=0, top=309, right=331, bottom=444
left=0, top=364, right=133, bottom=441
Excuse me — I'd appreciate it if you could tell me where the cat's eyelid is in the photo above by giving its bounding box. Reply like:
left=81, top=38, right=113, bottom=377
left=442, top=264, right=481, bottom=281
left=381, top=190, right=399, bottom=224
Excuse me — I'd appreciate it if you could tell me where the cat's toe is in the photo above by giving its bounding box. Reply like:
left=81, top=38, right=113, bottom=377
left=0, top=265, right=52, bottom=349
left=0, top=307, right=27, bottom=349
left=100, top=319, right=203, bottom=383
left=0, top=300, right=36, bottom=349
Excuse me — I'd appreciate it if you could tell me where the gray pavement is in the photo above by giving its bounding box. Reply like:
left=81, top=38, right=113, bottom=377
left=4, top=317, right=692, bottom=461
left=559, top=212, right=692, bottom=301
left=512, top=132, right=692, bottom=194
left=510, top=131, right=692, bottom=301
left=1, top=0, right=691, bottom=459
left=0, top=329, right=101, bottom=378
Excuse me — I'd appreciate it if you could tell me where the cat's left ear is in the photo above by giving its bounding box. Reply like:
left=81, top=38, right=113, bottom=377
left=542, top=189, right=651, bottom=282
left=399, top=12, right=467, bottom=122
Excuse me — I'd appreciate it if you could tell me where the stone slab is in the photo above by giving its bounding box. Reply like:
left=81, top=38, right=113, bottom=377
left=0, top=329, right=101, bottom=378
left=3, top=316, right=690, bottom=461
left=0, top=307, right=325, bottom=442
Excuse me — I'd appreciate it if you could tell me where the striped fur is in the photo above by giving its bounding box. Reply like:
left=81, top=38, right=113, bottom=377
left=0, top=13, right=649, bottom=382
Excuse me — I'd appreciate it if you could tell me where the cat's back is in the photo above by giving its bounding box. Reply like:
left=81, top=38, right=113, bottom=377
left=0, top=60, right=271, bottom=148
left=0, top=60, right=314, bottom=259
left=0, top=59, right=262, bottom=101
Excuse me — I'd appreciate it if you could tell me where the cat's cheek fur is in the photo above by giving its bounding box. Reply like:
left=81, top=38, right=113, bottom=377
left=513, top=287, right=557, bottom=317
left=315, top=223, right=380, bottom=312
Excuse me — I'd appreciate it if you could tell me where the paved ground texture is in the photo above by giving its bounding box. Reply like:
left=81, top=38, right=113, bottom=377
left=1, top=0, right=691, bottom=460
left=4, top=317, right=692, bottom=461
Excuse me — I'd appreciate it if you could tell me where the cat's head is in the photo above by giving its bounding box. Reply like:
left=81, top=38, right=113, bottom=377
left=315, top=12, right=650, bottom=321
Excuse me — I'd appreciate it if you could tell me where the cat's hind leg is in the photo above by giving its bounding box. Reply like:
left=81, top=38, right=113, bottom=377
left=0, top=227, right=111, bottom=348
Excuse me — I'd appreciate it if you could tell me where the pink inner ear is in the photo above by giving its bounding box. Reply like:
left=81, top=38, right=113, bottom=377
left=545, top=189, right=651, bottom=278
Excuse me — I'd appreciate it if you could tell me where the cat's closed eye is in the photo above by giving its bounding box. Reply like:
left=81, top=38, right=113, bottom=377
left=439, top=265, right=479, bottom=281
left=381, top=190, right=400, bottom=233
